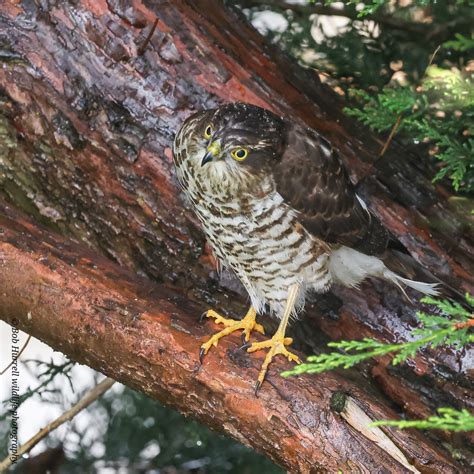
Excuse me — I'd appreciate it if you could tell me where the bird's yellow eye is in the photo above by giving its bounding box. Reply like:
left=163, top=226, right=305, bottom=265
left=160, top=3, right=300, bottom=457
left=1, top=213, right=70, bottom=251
left=231, top=147, right=248, bottom=161
left=204, top=125, right=212, bottom=139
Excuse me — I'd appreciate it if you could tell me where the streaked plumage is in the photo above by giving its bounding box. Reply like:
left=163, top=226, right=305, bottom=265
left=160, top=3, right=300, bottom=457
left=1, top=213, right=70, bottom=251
left=172, top=102, right=437, bottom=389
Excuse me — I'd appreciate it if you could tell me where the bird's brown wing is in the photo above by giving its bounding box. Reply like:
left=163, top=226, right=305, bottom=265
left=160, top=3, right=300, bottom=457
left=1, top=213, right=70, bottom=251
left=273, top=124, right=389, bottom=256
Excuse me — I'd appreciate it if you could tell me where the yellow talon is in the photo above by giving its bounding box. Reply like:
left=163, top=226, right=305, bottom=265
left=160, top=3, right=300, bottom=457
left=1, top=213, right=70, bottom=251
left=199, top=306, right=265, bottom=362
left=247, top=332, right=301, bottom=394
left=199, top=284, right=302, bottom=395
left=245, top=283, right=302, bottom=394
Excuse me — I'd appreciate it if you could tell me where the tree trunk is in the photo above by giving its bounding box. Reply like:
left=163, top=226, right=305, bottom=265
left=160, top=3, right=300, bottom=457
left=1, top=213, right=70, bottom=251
left=0, top=0, right=472, bottom=471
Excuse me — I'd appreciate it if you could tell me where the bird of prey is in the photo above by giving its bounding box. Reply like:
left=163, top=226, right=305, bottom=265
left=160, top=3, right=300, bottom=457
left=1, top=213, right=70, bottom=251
left=172, top=102, right=438, bottom=392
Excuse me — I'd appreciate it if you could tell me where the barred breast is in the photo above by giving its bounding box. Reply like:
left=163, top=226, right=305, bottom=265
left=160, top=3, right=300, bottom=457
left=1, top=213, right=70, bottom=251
left=173, top=140, right=331, bottom=321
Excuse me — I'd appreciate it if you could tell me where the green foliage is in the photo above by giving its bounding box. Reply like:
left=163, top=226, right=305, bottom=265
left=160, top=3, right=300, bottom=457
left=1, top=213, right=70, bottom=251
left=282, top=295, right=474, bottom=432
left=444, top=33, right=474, bottom=52
left=238, top=0, right=474, bottom=193
left=282, top=294, right=474, bottom=376
left=321, top=0, right=429, bottom=17
left=343, top=88, right=419, bottom=132
left=372, top=408, right=474, bottom=432
left=344, top=63, right=474, bottom=191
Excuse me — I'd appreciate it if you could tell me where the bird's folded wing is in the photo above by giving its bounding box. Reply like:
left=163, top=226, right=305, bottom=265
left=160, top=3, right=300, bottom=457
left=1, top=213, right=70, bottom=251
left=273, top=124, right=389, bottom=256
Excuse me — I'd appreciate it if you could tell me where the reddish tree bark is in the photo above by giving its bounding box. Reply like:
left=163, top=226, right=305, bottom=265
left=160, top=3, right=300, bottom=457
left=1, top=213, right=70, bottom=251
left=0, top=202, right=460, bottom=473
left=0, top=0, right=472, bottom=470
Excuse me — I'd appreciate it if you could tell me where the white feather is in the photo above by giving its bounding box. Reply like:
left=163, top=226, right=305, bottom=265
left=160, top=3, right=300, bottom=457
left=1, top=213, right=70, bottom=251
left=329, top=246, right=439, bottom=296
left=384, top=272, right=440, bottom=296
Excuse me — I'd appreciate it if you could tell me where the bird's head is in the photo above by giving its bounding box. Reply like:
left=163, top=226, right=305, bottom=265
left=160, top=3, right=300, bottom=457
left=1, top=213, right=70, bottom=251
left=175, top=103, right=285, bottom=185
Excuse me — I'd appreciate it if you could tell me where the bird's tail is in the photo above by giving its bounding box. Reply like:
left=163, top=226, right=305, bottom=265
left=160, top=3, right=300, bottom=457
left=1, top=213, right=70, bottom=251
left=328, top=246, right=440, bottom=298
left=382, top=269, right=440, bottom=298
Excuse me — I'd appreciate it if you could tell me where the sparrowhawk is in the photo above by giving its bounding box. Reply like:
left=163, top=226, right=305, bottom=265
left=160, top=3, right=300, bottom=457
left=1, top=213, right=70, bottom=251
left=172, top=102, right=438, bottom=392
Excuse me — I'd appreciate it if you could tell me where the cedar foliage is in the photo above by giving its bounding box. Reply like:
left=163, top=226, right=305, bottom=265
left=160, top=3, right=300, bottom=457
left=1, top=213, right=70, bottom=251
left=236, top=0, right=474, bottom=192
left=283, top=293, right=474, bottom=432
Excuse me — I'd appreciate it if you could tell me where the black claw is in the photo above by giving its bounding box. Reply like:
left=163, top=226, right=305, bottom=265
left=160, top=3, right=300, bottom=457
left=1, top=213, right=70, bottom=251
left=254, top=380, right=262, bottom=397
left=199, top=348, right=206, bottom=364
left=199, top=311, right=208, bottom=323
left=241, top=333, right=247, bottom=346
left=238, top=342, right=251, bottom=351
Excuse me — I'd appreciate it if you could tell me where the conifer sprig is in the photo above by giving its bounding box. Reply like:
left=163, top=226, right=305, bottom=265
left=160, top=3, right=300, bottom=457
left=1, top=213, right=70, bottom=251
left=371, top=408, right=474, bottom=432
left=282, top=295, right=474, bottom=432
left=282, top=295, right=474, bottom=376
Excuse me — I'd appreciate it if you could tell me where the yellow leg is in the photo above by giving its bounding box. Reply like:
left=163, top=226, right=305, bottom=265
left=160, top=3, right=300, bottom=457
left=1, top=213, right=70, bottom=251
left=247, top=283, right=302, bottom=394
left=200, top=306, right=265, bottom=362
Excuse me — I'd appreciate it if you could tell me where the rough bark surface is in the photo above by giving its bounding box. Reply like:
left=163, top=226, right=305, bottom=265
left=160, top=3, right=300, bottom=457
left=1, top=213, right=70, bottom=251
left=0, top=0, right=472, bottom=470
left=0, top=202, right=461, bottom=473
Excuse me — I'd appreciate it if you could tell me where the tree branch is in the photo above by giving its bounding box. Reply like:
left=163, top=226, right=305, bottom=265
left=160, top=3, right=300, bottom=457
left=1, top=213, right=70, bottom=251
left=0, top=377, right=115, bottom=471
left=0, top=334, right=31, bottom=376
left=0, top=204, right=459, bottom=472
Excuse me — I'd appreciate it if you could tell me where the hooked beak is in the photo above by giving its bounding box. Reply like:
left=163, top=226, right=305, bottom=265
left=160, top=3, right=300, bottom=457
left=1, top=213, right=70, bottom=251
left=201, top=141, right=221, bottom=166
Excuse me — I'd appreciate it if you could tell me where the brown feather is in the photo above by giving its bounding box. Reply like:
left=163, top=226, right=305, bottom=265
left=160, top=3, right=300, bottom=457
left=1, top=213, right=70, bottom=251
left=273, top=124, right=389, bottom=256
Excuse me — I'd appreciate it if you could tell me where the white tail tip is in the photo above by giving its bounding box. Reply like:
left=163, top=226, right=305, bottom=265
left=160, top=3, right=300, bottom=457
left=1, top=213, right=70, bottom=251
left=386, top=271, right=440, bottom=297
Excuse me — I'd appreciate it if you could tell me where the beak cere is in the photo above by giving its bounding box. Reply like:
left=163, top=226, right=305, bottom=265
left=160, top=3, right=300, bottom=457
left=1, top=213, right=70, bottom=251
left=201, top=141, right=221, bottom=166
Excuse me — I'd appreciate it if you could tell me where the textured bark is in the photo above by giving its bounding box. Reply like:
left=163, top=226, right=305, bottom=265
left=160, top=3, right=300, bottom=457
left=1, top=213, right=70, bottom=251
left=0, top=0, right=472, bottom=470
left=0, top=203, right=461, bottom=473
